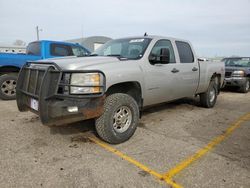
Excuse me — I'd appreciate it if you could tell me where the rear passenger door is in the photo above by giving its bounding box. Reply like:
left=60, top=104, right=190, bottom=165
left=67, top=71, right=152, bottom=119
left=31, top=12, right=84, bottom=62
left=175, top=41, right=199, bottom=97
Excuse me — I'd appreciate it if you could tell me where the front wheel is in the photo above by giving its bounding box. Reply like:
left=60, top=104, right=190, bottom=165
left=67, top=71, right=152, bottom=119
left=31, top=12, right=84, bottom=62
left=200, top=79, right=218, bottom=108
left=0, top=74, right=18, bottom=100
left=95, top=93, right=139, bottom=144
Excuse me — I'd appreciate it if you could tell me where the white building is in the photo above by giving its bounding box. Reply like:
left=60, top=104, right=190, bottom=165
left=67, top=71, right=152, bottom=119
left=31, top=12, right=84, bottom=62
left=0, top=36, right=112, bottom=54
left=67, top=36, right=112, bottom=52
left=0, top=44, right=26, bottom=54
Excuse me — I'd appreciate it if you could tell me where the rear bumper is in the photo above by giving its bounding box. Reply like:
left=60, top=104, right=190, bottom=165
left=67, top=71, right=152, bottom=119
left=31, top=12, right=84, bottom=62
left=16, top=62, right=105, bottom=126
left=224, top=77, right=247, bottom=87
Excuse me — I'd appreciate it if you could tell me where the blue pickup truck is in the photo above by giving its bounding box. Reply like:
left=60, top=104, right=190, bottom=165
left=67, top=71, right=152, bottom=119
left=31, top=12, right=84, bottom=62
left=0, top=40, right=90, bottom=100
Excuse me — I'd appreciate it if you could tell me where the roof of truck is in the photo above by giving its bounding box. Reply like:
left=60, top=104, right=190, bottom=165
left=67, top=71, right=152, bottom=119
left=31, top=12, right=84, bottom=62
left=115, top=35, right=191, bottom=43
left=29, top=40, right=81, bottom=46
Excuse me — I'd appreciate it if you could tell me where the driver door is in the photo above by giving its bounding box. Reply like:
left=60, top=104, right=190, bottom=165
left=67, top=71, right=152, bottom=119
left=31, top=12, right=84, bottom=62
left=143, top=40, right=182, bottom=106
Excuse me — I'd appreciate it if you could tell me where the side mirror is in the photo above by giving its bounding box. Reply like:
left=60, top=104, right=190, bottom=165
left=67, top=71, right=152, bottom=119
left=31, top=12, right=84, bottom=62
left=148, top=54, right=157, bottom=63
left=149, top=48, right=170, bottom=64
left=160, top=48, right=170, bottom=64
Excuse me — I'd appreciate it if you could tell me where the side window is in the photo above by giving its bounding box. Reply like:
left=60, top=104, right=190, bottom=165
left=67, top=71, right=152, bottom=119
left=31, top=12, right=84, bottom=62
left=175, top=41, right=194, bottom=63
left=72, top=46, right=90, bottom=56
left=50, top=44, right=74, bottom=56
left=150, top=40, right=176, bottom=63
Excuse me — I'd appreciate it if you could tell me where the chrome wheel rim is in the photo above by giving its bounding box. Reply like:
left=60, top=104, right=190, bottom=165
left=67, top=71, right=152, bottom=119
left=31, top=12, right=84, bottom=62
left=1, top=79, right=16, bottom=96
left=209, top=87, right=216, bottom=103
left=113, top=106, right=132, bottom=133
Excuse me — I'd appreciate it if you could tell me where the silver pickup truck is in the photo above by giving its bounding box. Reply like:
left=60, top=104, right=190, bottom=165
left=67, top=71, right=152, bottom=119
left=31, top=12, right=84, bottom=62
left=16, top=36, right=225, bottom=144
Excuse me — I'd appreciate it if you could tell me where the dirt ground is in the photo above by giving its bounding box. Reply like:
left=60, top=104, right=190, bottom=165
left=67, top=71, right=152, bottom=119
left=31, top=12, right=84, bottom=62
left=0, top=90, right=250, bottom=188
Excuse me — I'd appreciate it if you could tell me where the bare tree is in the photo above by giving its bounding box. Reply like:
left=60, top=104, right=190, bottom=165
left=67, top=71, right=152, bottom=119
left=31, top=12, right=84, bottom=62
left=13, top=40, right=26, bottom=46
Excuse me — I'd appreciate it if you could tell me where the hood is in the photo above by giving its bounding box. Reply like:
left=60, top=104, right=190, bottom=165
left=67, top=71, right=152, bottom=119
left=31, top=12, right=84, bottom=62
left=38, top=56, right=121, bottom=70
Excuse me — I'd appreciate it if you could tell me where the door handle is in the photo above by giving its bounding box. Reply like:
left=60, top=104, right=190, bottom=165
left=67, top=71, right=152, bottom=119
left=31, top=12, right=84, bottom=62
left=171, top=68, right=179, bottom=73
left=192, top=67, right=198, bottom=71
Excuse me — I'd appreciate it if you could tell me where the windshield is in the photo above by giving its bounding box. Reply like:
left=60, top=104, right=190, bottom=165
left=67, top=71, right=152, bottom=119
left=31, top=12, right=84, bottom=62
left=93, top=38, right=151, bottom=59
left=225, top=58, right=250, bottom=67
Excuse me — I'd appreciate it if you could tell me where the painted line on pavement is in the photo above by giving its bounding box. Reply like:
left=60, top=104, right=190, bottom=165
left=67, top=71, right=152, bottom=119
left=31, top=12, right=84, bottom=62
left=163, top=112, right=250, bottom=180
left=88, top=136, right=182, bottom=188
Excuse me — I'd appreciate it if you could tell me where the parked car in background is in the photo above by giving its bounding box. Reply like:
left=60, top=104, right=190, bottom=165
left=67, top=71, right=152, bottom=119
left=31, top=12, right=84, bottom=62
left=0, top=40, right=90, bottom=100
left=16, top=35, right=225, bottom=144
left=224, top=57, right=250, bottom=93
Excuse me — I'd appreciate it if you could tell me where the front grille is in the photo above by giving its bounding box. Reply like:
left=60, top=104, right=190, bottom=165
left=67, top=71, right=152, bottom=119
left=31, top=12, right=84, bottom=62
left=225, top=72, right=232, bottom=78
left=57, top=73, right=70, bottom=95
left=18, top=64, right=61, bottom=99
left=17, top=62, right=106, bottom=100
left=27, top=69, right=45, bottom=96
left=21, top=68, right=46, bottom=98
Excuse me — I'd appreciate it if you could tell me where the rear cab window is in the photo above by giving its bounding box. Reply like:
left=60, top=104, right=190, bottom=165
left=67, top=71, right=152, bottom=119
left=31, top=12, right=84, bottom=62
left=175, top=41, right=194, bottom=63
left=26, top=42, right=41, bottom=56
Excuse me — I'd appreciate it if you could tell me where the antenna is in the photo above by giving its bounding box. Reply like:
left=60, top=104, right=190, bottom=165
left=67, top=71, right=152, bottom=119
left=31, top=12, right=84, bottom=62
left=81, top=24, right=84, bottom=39
left=36, top=26, right=42, bottom=40
left=144, top=32, right=148, bottom=37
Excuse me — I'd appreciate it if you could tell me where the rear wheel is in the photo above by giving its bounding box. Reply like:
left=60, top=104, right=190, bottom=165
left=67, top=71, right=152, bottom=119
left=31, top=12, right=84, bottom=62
left=239, top=79, right=249, bottom=93
left=0, top=74, right=17, bottom=100
left=95, top=93, right=139, bottom=144
left=200, top=79, right=218, bottom=108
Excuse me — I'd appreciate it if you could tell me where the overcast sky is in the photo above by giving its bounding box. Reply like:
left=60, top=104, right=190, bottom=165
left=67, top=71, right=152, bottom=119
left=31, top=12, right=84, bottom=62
left=0, top=0, right=250, bottom=57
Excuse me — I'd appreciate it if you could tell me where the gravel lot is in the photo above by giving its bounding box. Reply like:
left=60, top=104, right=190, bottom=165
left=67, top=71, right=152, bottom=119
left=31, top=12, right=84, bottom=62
left=0, top=90, right=250, bottom=188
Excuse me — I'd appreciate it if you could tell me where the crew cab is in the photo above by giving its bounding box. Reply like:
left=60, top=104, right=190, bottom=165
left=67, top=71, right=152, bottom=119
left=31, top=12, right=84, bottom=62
left=16, top=36, right=225, bottom=144
left=0, top=40, right=90, bottom=100
left=224, top=57, right=250, bottom=93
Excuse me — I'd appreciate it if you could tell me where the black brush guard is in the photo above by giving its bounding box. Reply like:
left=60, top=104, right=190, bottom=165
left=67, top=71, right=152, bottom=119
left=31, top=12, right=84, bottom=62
left=16, top=62, right=105, bottom=126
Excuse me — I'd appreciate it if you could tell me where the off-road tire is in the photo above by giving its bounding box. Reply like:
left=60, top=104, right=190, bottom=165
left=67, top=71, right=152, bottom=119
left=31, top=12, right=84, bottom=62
left=0, top=74, right=18, bottom=100
left=200, top=79, right=218, bottom=108
left=239, top=79, right=249, bottom=93
left=95, top=93, right=139, bottom=144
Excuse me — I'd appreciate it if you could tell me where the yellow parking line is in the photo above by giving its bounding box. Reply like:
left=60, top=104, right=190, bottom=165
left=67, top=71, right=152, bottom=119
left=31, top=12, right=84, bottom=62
left=163, top=112, right=250, bottom=179
left=88, top=136, right=182, bottom=188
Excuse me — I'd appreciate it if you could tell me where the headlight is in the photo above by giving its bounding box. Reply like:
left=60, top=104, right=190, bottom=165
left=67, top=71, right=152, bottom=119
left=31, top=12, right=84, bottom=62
left=232, top=70, right=245, bottom=77
left=70, top=73, right=104, bottom=94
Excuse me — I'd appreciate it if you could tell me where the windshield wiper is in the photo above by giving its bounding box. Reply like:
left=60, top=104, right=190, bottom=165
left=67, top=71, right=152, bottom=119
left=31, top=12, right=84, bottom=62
left=90, top=54, right=99, bottom=56
left=107, top=54, right=128, bottom=60
left=77, top=54, right=91, bottom=57
left=107, top=54, right=122, bottom=57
